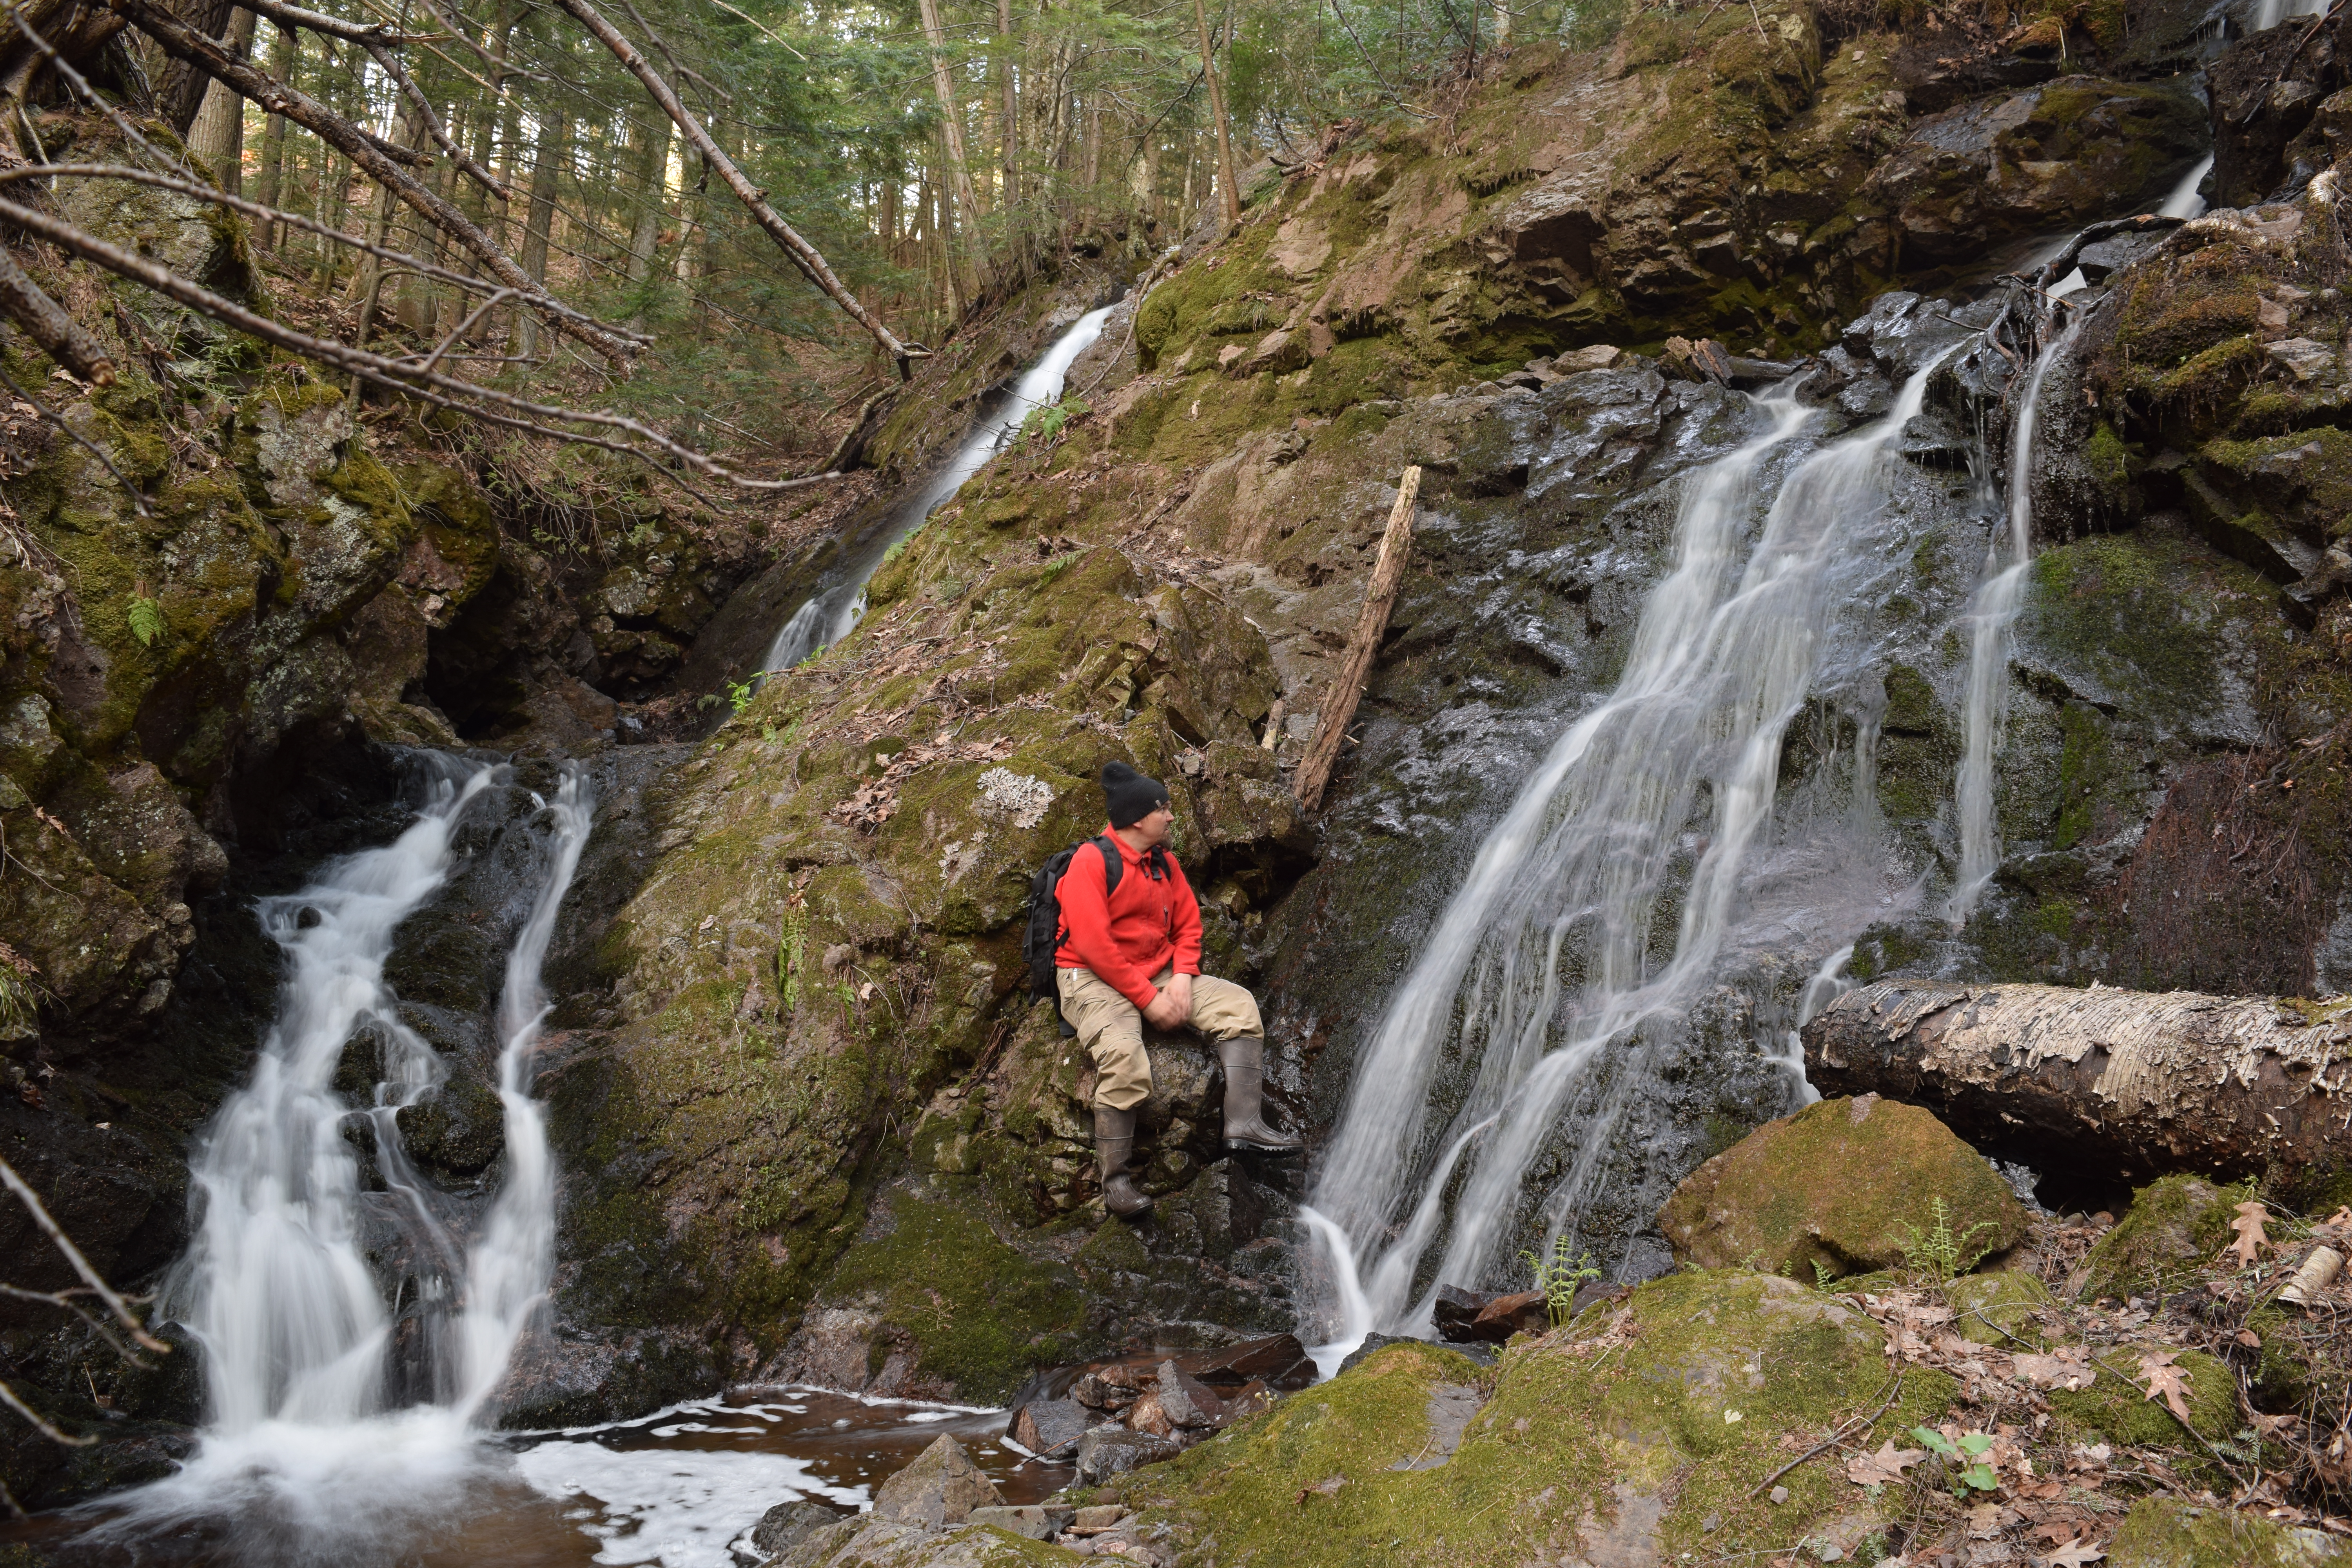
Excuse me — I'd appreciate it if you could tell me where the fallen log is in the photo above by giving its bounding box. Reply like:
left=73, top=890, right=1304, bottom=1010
left=1293, top=465, right=1419, bottom=812
left=1803, top=981, right=2352, bottom=1189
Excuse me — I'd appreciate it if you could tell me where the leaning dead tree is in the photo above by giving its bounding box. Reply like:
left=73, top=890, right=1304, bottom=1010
left=0, top=0, right=929, bottom=489
left=1804, top=981, right=2352, bottom=1187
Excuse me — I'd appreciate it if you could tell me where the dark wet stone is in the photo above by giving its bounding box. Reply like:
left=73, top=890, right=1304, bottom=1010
left=1072, top=1427, right=1183, bottom=1486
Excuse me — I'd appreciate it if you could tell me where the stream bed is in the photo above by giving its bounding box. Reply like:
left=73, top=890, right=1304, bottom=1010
left=0, top=1389, right=1064, bottom=1568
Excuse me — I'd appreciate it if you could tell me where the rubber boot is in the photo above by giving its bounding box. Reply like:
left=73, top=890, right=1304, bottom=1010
left=1219, top=1038, right=1303, bottom=1154
left=1094, top=1105, right=1154, bottom=1219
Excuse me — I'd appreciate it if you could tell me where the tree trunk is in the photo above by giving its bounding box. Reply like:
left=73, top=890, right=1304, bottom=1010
left=915, top=0, right=990, bottom=294
left=1295, top=467, right=1421, bottom=811
left=186, top=6, right=253, bottom=192
left=249, top=18, right=292, bottom=242
left=995, top=0, right=1017, bottom=206
left=1803, top=981, right=2352, bottom=1189
left=513, top=106, right=566, bottom=358
left=158, top=0, right=235, bottom=134
left=623, top=109, right=672, bottom=324
left=1190, top=0, right=1241, bottom=230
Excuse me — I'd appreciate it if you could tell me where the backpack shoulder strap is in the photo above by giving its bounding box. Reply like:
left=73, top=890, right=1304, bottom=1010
left=1093, top=836, right=1123, bottom=898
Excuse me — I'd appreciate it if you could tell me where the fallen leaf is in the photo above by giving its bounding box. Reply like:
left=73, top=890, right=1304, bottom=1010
left=2014, top=1348, right=2096, bottom=1391
left=1846, top=1441, right=1929, bottom=1486
left=2236, top=1329, right=2261, bottom=1348
left=2045, top=1542, right=2105, bottom=1566
left=1966, top=1501, right=2007, bottom=1538
left=2137, top=1348, right=2194, bottom=1425
left=2228, top=1200, right=2271, bottom=1268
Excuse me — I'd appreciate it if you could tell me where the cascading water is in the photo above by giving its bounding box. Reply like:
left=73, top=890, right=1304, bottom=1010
left=1950, top=318, right=2080, bottom=926
left=1305, top=350, right=1960, bottom=1354
left=2161, top=156, right=2214, bottom=220
left=113, top=761, right=595, bottom=1555
left=761, top=304, right=1116, bottom=672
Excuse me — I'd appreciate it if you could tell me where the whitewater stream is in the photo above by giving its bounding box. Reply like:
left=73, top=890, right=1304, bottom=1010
left=761, top=303, right=1116, bottom=672
left=0, top=760, right=1066, bottom=1568
left=1297, top=321, right=2074, bottom=1357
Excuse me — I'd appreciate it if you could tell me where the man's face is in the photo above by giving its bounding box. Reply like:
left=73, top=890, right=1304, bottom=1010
left=1131, top=802, right=1174, bottom=848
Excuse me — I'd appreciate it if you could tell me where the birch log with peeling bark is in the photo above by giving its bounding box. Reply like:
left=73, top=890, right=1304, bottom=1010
left=1803, top=981, right=2352, bottom=1185
left=1293, top=465, right=1419, bottom=813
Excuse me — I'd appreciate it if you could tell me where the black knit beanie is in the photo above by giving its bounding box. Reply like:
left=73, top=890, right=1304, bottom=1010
left=1102, top=760, right=1170, bottom=828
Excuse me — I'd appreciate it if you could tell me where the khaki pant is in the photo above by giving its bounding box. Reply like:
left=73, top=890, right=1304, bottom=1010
left=1056, top=965, right=1262, bottom=1111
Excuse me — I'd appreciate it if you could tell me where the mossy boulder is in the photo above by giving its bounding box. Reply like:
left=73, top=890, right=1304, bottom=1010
left=1105, top=1272, right=1952, bottom=1566
left=2076, top=1174, right=2246, bottom=1303
left=2044, top=1342, right=2239, bottom=1452
left=1659, top=1095, right=2029, bottom=1281
left=2109, top=1495, right=2351, bottom=1566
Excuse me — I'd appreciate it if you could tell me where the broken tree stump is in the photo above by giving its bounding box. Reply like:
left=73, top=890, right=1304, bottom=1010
left=1293, top=465, right=1420, bottom=812
left=1803, top=981, right=2352, bottom=1187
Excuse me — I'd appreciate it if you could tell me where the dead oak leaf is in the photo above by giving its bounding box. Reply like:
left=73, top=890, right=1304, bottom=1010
left=2014, top=1347, right=2096, bottom=1391
left=2045, top=1542, right=2106, bottom=1566
left=2136, top=1347, right=2194, bottom=1425
left=2227, top=1200, right=2271, bottom=1268
left=1846, top=1441, right=1928, bottom=1486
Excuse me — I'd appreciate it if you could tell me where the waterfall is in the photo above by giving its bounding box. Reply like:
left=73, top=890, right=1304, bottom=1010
left=1950, top=320, right=2079, bottom=926
left=762, top=305, right=1117, bottom=672
left=116, top=761, right=595, bottom=1548
left=1310, top=351, right=1957, bottom=1334
left=2160, top=155, right=2214, bottom=220
left=456, top=771, right=595, bottom=1419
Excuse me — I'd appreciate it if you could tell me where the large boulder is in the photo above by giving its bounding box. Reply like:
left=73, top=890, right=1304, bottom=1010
left=1658, top=1094, right=2029, bottom=1281
left=1101, top=1275, right=1935, bottom=1566
left=870, top=1434, right=1002, bottom=1528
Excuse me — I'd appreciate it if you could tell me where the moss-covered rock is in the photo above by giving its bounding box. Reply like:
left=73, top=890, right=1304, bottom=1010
left=2109, top=1494, right=2352, bottom=1566
left=2077, top=1174, right=2247, bottom=1303
left=1105, top=1271, right=1950, bottom=1566
left=1659, top=1095, right=2029, bottom=1281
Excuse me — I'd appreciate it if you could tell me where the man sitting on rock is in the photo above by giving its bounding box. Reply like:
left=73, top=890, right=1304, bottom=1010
left=1056, top=760, right=1301, bottom=1219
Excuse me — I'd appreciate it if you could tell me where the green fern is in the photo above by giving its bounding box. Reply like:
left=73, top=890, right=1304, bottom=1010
left=1517, top=1237, right=1603, bottom=1327
left=1893, top=1196, right=2001, bottom=1285
left=128, top=593, right=165, bottom=648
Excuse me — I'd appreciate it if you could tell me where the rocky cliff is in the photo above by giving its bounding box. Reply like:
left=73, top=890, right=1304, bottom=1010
left=7, top=0, right=2352, bottom=1519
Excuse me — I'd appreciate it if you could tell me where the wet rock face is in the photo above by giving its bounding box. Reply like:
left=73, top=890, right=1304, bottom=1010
left=1867, top=77, right=2207, bottom=263
left=1658, top=1096, right=2031, bottom=1281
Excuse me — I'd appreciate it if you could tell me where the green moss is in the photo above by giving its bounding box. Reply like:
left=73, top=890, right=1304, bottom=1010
left=2108, top=1495, right=2352, bottom=1567
left=2046, top=1345, right=2239, bottom=1454
left=826, top=1191, right=1089, bottom=1400
left=1110, top=1274, right=1932, bottom=1567
left=2080, top=1175, right=2250, bottom=1303
left=1661, top=1097, right=2029, bottom=1281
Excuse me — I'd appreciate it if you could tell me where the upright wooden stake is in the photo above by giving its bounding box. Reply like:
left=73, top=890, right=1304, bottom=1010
left=1294, top=466, right=1420, bottom=812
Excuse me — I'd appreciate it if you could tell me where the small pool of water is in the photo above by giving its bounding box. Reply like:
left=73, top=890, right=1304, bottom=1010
left=0, top=1388, right=1070, bottom=1568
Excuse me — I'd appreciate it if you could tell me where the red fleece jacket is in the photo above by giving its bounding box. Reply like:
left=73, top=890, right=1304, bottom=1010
left=1053, top=826, right=1203, bottom=1008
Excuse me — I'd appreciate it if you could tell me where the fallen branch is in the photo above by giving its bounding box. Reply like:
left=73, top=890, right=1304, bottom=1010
left=0, top=244, right=114, bottom=385
left=0, top=193, right=839, bottom=493
left=106, top=0, right=636, bottom=362
left=547, top=0, right=927, bottom=376
left=1294, top=465, right=1421, bottom=812
left=1803, top=981, right=2352, bottom=1187
left=1747, top=1373, right=1904, bottom=1498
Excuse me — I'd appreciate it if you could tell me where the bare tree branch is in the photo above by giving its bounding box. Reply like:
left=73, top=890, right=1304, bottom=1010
left=105, top=0, right=641, bottom=363
left=546, top=0, right=930, bottom=377
left=359, top=36, right=507, bottom=200
left=0, top=191, right=844, bottom=492
left=0, top=1154, right=166, bottom=1354
left=0, top=163, right=637, bottom=345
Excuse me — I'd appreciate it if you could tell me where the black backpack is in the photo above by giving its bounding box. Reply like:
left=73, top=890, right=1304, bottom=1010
left=1022, top=837, right=1123, bottom=1035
